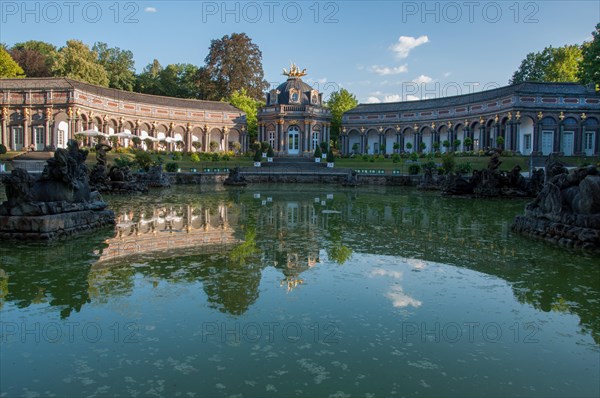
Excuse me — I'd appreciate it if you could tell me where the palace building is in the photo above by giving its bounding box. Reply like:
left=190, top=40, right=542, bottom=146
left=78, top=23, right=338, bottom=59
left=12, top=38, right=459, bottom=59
left=257, top=64, right=332, bottom=156
left=0, top=78, right=247, bottom=152
left=341, top=82, right=600, bottom=157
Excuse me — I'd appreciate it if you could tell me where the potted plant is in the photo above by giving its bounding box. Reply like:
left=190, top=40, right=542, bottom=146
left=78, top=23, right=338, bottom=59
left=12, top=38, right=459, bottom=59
left=253, top=149, right=262, bottom=167
left=261, top=141, right=269, bottom=158
left=453, top=139, right=462, bottom=152
left=419, top=142, right=427, bottom=152
left=463, top=137, right=473, bottom=151
left=406, top=142, right=413, bottom=152
left=314, top=146, right=322, bottom=162
left=393, top=142, right=400, bottom=154
left=352, top=142, right=359, bottom=155
left=496, top=136, right=505, bottom=150
left=267, top=145, right=274, bottom=162
left=209, top=141, right=219, bottom=152
left=326, top=148, right=335, bottom=168
left=320, top=142, right=328, bottom=159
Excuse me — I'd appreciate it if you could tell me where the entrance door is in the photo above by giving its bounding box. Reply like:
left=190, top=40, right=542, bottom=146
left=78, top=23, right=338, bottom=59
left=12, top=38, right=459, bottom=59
left=584, top=132, right=595, bottom=156
left=12, top=126, right=24, bottom=150
left=288, top=126, right=300, bottom=155
left=541, top=130, right=553, bottom=155
left=561, top=131, right=574, bottom=156
left=35, top=127, right=45, bottom=150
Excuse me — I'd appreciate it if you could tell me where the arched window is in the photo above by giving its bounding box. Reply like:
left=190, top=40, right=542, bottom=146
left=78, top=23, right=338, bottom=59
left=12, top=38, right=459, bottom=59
left=312, top=131, right=319, bottom=150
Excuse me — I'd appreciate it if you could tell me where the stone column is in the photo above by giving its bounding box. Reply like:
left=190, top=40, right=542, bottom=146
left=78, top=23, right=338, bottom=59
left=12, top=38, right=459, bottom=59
left=533, top=119, right=541, bottom=155
left=1, top=109, right=7, bottom=149
left=557, top=121, right=564, bottom=154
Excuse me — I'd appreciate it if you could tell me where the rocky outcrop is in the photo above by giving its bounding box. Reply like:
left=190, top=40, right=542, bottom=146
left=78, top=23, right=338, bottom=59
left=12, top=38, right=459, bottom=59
left=137, top=165, right=171, bottom=188
left=89, top=143, right=148, bottom=194
left=512, top=165, right=600, bottom=251
left=442, top=152, right=542, bottom=198
left=0, top=140, right=115, bottom=240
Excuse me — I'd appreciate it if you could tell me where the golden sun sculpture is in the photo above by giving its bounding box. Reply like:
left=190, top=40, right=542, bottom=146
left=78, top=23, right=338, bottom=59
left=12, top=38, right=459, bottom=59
left=283, top=63, right=307, bottom=78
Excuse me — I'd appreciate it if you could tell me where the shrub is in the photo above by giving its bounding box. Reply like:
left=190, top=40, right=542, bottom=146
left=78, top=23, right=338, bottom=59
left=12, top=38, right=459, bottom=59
left=253, top=150, right=262, bottom=162
left=422, top=161, right=437, bottom=174
left=165, top=162, right=179, bottom=172
left=252, top=141, right=261, bottom=152
left=463, top=137, right=473, bottom=149
left=209, top=141, right=219, bottom=152
left=441, top=153, right=455, bottom=174
left=437, top=167, right=445, bottom=175
left=369, top=156, right=375, bottom=163
left=456, top=162, right=473, bottom=174
left=135, top=151, right=153, bottom=171
left=260, top=141, right=270, bottom=153
left=320, top=142, right=328, bottom=154
left=114, top=155, right=135, bottom=168
left=0, top=144, right=6, bottom=155
left=222, top=154, right=230, bottom=161
left=391, top=153, right=400, bottom=163
left=408, top=164, right=421, bottom=175
left=267, top=146, right=274, bottom=158
left=327, top=148, right=335, bottom=163
left=409, top=152, right=419, bottom=161
left=434, top=151, right=441, bottom=158
left=314, top=146, right=322, bottom=158
left=190, top=153, right=200, bottom=163
left=211, top=153, right=220, bottom=162
left=362, top=155, right=369, bottom=161
left=192, top=141, right=202, bottom=151
left=171, top=152, right=183, bottom=161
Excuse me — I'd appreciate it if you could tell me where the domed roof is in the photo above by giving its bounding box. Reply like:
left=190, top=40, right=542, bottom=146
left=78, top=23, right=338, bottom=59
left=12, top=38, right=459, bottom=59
left=274, top=77, right=314, bottom=105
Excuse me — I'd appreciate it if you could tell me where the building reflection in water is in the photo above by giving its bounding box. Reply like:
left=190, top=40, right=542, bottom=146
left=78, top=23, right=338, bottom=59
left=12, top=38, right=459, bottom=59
left=97, top=203, right=239, bottom=263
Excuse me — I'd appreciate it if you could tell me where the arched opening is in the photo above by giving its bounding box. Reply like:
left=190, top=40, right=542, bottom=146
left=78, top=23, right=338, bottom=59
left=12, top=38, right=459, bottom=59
left=347, top=129, right=361, bottom=154
left=520, top=116, right=535, bottom=155
left=366, top=129, right=378, bottom=154
left=384, top=128, right=396, bottom=154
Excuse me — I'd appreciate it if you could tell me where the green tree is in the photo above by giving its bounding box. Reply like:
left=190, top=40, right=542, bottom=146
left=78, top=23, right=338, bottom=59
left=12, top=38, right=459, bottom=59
left=544, top=45, right=582, bottom=82
left=93, top=42, right=136, bottom=91
left=136, top=59, right=163, bottom=95
left=510, top=48, right=552, bottom=84
left=205, top=33, right=268, bottom=100
left=159, top=64, right=199, bottom=98
left=52, top=40, right=108, bottom=86
left=579, top=23, right=600, bottom=86
left=510, top=45, right=582, bottom=84
left=326, top=88, right=358, bottom=148
left=10, top=40, right=57, bottom=77
left=227, top=88, right=264, bottom=141
left=0, top=47, right=24, bottom=78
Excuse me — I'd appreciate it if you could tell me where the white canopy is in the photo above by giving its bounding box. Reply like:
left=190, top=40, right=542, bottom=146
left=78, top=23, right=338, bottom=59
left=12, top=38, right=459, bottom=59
left=75, top=130, right=108, bottom=138
left=114, top=131, right=134, bottom=138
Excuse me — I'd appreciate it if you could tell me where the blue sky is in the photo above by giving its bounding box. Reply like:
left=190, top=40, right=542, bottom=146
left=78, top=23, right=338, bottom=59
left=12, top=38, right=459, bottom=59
left=1, top=1, right=598, bottom=103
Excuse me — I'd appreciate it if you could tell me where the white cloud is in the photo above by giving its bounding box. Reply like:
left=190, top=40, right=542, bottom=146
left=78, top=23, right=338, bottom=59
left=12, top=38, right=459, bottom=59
left=371, top=268, right=403, bottom=279
left=390, top=35, right=429, bottom=59
left=144, top=7, right=157, bottom=12
left=370, top=64, right=408, bottom=76
left=386, top=286, right=422, bottom=308
left=406, top=95, right=420, bottom=101
left=383, top=94, right=401, bottom=102
left=443, top=72, right=451, bottom=78
left=412, top=75, right=433, bottom=84
left=365, top=96, right=381, bottom=104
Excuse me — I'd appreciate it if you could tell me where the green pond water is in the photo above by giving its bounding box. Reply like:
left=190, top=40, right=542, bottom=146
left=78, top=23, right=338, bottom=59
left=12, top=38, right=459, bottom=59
left=0, top=184, right=598, bottom=397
